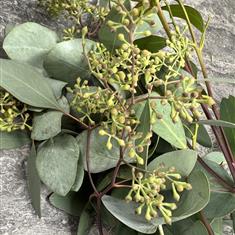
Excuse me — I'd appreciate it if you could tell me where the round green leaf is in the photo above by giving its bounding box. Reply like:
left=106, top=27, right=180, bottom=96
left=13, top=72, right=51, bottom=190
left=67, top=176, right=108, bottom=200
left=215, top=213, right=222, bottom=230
left=172, top=171, right=210, bottom=221
left=46, top=78, right=67, bottom=99
left=31, top=97, right=69, bottom=141
left=102, top=171, right=210, bottom=234
left=0, top=59, right=61, bottom=110
left=49, top=192, right=84, bottom=216
left=44, top=39, right=96, bottom=86
left=77, top=127, right=133, bottom=173
left=204, top=191, right=235, bottom=219
left=0, top=130, right=30, bottom=150
left=3, top=22, right=59, bottom=66
left=151, top=98, right=187, bottom=149
left=36, top=134, right=80, bottom=196
left=148, top=149, right=197, bottom=177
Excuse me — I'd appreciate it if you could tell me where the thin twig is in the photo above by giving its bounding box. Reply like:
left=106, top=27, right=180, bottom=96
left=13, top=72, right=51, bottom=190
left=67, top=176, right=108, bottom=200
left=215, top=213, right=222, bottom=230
left=199, top=211, right=215, bottom=235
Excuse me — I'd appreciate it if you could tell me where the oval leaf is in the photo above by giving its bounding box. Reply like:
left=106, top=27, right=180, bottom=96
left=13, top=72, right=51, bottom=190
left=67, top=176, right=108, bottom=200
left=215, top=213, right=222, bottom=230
left=220, top=95, right=235, bottom=156
left=26, top=143, right=41, bottom=217
left=77, top=203, right=95, bottom=235
left=102, top=171, right=210, bottom=234
left=151, top=99, right=187, bottom=149
left=0, top=130, right=30, bottom=150
left=185, top=124, right=212, bottom=148
left=134, top=36, right=166, bottom=52
left=77, top=127, right=133, bottom=173
left=49, top=192, right=84, bottom=216
left=162, top=5, right=204, bottom=32
left=44, top=39, right=96, bottom=86
left=148, top=149, right=197, bottom=177
left=197, top=120, right=235, bottom=129
left=31, top=97, right=69, bottom=141
left=3, top=22, right=58, bottom=66
left=36, top=134, right=80, bottom=196
left=0, top=59, right=61, bottom=110
left=71, top=156, right=85, bottom=192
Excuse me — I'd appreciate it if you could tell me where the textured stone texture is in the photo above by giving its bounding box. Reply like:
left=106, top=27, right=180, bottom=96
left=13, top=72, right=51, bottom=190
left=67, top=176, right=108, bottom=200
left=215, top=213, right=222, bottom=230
left=0, top=0, right=234, bottom=234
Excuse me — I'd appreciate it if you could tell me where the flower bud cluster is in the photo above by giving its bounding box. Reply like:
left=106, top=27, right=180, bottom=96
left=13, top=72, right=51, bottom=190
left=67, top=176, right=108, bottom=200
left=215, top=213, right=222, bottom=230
left=88, top=42, right=164, bottom=94
left=39, top=0, right=108, bottom=39
left=158, top=76, right=215, bottom=123
left=68, top=78, right=140, bottom=140
left=0, top=90, right=30, bottom=132
left=106, top=0, right=158, bottom=36
left=125, top=167, right=192, bottom=224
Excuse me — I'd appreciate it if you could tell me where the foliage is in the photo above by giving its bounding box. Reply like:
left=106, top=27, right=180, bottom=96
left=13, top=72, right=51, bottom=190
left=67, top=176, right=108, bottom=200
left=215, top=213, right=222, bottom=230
left=1, top=0, right=235, bottom=235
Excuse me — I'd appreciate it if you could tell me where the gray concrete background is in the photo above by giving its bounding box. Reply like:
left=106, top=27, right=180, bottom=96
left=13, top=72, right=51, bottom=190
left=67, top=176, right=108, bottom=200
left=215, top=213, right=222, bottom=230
left=0, top=0, right=234, bottom=234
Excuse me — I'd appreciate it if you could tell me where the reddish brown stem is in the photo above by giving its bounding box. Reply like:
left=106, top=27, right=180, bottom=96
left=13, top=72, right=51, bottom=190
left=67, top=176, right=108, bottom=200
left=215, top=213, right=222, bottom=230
left=202, top=104, right=235, bottom=182
left=199, top=211, right=215, bottom=235
left=198, top=158, right=235, bottom=193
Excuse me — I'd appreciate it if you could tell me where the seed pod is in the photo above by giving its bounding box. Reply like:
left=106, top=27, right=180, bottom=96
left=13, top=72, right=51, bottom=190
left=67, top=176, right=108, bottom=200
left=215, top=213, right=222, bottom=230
left=131, top=8, right=139, bottom=17
left=118, top=33, right=125, bottom=41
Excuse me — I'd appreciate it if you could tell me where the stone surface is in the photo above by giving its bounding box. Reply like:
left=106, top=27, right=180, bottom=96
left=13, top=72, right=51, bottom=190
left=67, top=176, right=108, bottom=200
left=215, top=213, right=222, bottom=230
left=0, top=0, right=234, bottom=234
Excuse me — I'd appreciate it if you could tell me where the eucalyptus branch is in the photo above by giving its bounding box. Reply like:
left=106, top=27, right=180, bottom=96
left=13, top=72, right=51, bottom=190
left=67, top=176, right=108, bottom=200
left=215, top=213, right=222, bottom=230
left=86, top=129, right=100, bottom=196
left=64, top=112, right=89, bottom=129
left=156, top=0, right=235, bottom=182
left=199, top=211, right=215, bottom=235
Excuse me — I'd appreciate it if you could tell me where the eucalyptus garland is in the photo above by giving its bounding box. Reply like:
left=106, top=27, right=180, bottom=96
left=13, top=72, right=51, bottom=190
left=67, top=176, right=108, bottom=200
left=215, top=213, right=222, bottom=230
left=1, top=0, right=235, bottom=235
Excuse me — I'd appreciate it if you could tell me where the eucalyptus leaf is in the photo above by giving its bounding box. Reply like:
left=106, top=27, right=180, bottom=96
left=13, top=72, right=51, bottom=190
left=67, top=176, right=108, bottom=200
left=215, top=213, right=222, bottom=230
left=0, top=59, right=61, bottom=110
left=0, top=130, right=30, bottom=150
left=26, top=143, right=41, bottom=217
left=220, top=95, right=235, bottom=156
left=44, top=39, right=96, bottom=86
left=49, top=191, right=84, bottom=216
left=195, top=154, right=235, bottom=219
left=184, top=124, right=212, bottom=148
left=71, top=156, right=85, bottom=192
left=180, top=221, right=208, bottom=235
left=31, top=96, right=69, bottom=141
left=134, top=36, right=166, bottom=52
left=77, top=203, right=95, bottom=235
left=98, top=1, right=131, bottom=51
left=151, top=98, right=187, bottom=149
left=162, top=5, right=204, bottom=32
left=136, top=100, right=151, bottom=168
left=148, top=149, right=197, bottom=177
left=211, top=218, right=222, bottom=235
left=46, top=78, right=67, bottom=99
left=77, top=127, right=133, bottom=173
left=196, top=156, right=233, bottom=191
left=36, top=134, right=80, bottom=196
left=170, top=218, right=208, bottom=235
left=102, top=171, right=210, bottom=234
left=3, top=22, right=58, bottom=66
left=204, top=191, right=235, bottom=219
left=197, top=120, right=235, bottom=129
left=205, top=152, right=226, bottom=165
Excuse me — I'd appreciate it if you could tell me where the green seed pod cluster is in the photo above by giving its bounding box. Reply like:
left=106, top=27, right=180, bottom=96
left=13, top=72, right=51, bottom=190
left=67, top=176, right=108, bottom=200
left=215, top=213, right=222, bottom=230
left=161, top=76, right=215, bottom=123
left=39, top=0, right=109, bottom=39
left=68, top=78, right=141, bottom=148
left=106, top=0, right=159, bottom=36
left=88, top=42, right=164, bottom=93
left=125, top=167, right=192, bottom=224
left=0, top=90, right=31, bottom=132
